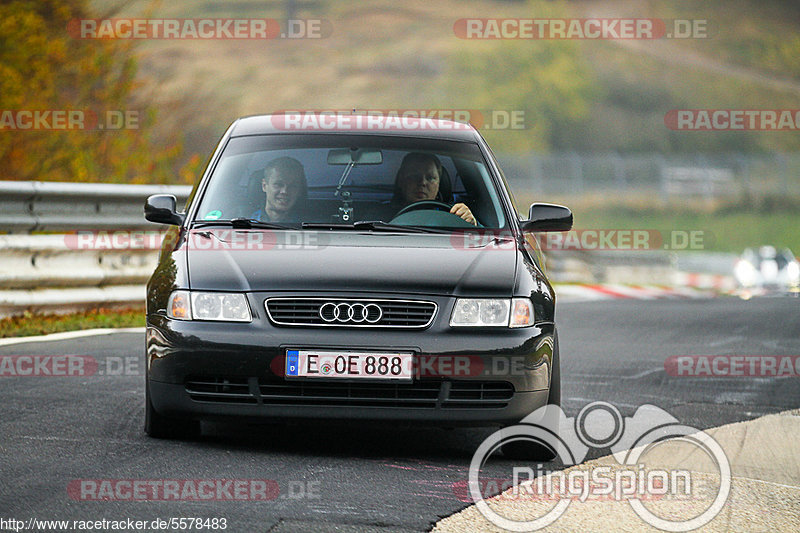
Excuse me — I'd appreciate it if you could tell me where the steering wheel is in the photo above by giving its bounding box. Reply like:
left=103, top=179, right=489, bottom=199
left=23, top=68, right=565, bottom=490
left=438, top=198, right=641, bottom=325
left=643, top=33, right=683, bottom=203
left=394, top=200, right=453, bottom=217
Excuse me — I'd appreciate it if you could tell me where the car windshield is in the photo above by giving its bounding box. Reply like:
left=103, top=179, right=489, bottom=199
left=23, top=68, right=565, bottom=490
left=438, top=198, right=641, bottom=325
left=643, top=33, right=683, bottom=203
left=192, top=134, right=508, bottom=230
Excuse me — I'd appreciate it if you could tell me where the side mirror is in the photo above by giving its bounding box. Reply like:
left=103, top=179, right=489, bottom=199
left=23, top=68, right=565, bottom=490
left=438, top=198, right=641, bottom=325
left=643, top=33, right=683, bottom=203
left=520, top=203, right=573, bottom=232
left=144, top=194, right=185, bottom=226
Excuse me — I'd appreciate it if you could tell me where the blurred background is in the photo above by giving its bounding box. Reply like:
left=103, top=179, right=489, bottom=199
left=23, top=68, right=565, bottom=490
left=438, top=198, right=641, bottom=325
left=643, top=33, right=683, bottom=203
left=4, top=0, right=800, bottom=249
left=1, top=0, right=799, bottom=327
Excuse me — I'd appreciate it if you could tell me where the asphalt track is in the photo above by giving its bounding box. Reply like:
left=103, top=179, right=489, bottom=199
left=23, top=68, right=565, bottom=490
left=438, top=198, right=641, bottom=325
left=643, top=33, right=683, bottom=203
left=1, top=297, right=798, bottom=532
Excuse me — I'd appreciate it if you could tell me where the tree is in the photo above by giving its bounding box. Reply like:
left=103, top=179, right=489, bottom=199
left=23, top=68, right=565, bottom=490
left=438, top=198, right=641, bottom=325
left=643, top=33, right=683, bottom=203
left=0, top=0, right=196, bottom=183
left=446, top=0, right=596, bottom=152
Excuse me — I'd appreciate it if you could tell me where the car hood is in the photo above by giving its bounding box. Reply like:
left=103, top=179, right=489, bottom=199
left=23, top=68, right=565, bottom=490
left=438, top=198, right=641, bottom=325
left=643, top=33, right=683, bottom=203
left=184, top=229, right=517, bottom=296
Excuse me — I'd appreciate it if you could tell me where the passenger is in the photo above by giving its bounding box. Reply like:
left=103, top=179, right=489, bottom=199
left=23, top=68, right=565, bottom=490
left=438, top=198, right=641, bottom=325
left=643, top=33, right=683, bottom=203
left=252, top=156, right=308, bottom=222
left=389, top=152, right=476, bottom=225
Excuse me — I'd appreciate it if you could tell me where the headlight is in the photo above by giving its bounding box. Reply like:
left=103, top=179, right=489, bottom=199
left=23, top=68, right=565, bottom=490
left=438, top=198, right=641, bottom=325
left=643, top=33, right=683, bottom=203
left=786, top=261, right=800, bottom=285
left=167, top=290, right=252, bottom=322
left=734, top=260, right=758, bottom=287
left=450, top=298, right=534, bottom=327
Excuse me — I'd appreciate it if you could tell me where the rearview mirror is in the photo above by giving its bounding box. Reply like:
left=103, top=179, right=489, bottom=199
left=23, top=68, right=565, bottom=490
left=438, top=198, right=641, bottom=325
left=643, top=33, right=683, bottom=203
left=520, top=203, right=573, bottom=232
left=327, top=148, right=383, bottom=165
left=145, top=194, right=185, bottom=226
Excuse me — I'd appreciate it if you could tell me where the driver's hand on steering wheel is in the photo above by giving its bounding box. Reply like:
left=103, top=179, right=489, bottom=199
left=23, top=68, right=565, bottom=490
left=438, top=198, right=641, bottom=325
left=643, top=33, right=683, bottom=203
left=450, top=203, right=477, bottom=225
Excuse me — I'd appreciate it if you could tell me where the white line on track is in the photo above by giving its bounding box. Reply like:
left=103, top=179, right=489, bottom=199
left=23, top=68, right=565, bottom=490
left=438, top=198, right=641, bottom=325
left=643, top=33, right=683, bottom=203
left=570, top=368, right=664, bottom=380
left=0, top=327, right=145, bottom=346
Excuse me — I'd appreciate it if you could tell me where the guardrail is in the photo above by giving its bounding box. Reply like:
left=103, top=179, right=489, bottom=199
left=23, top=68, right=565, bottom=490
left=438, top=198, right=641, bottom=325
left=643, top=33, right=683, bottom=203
left=498, top=151, right=800, bottom=199
left=544, top=249, right=737, bottom=290
left=0, top=180, right=191, bottom=233
left=0, top=180, right=735, bottom=318
left=0, top=180, right=190, bottom=316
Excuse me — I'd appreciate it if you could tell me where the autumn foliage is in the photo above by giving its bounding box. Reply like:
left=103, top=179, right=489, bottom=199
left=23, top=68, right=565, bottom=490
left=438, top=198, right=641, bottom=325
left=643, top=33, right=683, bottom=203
left=0, top=0, right=197, bottom=183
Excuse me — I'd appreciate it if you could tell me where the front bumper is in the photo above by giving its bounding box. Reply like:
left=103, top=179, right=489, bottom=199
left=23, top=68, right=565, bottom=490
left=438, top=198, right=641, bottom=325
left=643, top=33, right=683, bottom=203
left=146, top=302, right=556, bottom=427
left=149, top=380, right=550, bottom=427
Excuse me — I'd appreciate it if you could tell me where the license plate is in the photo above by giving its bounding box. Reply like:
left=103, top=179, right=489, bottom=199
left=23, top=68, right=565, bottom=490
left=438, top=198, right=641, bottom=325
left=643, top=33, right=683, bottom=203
left=285, top=350, right=413, bottom=381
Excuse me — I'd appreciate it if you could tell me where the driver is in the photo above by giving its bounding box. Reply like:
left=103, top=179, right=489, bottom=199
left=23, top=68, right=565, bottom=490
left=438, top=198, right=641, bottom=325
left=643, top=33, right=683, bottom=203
left=390, top=152, right=477, bottom=225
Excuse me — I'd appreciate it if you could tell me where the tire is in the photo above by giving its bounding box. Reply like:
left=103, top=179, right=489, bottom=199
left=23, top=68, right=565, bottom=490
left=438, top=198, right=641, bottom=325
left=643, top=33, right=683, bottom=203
left=501, top=332, right=561, bottom=461
left=145, top=375, right=201, bottom=439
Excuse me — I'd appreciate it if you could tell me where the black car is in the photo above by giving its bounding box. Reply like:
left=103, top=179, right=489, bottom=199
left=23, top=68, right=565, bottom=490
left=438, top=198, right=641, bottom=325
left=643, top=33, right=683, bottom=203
left=143, top=114, right=572, bottom=452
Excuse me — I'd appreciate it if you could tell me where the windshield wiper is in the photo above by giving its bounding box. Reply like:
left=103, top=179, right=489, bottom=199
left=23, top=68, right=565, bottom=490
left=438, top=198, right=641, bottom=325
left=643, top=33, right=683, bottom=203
left=301, top=221, right=447, bottom=234
left=191, top=218, right=296, bottom=230
left=355, top=221, right=451, bottom=233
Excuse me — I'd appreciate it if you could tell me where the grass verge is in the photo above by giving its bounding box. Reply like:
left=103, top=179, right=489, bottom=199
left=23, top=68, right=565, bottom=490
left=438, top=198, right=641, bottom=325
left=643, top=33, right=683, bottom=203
left=0, top=307, right=145, bottom=339
left=571, top=209, right=800, bottom=253
left=517, top=193, right=800, bottom=253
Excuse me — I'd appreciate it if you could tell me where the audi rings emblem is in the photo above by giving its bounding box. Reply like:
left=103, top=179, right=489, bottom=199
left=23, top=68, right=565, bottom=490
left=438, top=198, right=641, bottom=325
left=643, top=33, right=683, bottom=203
left=319, top=302, right=383, bottom=324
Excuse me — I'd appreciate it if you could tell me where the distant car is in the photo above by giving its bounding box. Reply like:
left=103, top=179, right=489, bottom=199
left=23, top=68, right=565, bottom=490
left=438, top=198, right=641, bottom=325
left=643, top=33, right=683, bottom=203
left=143, top=114, right=571, bottom=457
left=734, top=246, right=800, bottom=292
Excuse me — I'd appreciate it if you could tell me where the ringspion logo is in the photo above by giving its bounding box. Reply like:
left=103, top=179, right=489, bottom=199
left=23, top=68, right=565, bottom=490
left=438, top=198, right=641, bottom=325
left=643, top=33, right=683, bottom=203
left=469, top=402, right=730, bottom=531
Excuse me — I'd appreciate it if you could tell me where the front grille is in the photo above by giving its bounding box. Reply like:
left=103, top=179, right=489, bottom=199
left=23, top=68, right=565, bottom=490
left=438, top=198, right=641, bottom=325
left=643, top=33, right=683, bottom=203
left=185, top=377, right=257, bottom=404
left=265, top=298, right=437, bottom=328
left=258, top=380, right=441, bottom=408
left=185, top=377, right=514, bottom=409
left=443, top=381, right=518, bottom=409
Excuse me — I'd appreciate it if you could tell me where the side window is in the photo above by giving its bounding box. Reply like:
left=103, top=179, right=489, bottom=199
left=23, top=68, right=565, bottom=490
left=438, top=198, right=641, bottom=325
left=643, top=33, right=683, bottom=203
left=195, top=156, right=255, bottom=220
left=442, top=157, right=467, bottom=204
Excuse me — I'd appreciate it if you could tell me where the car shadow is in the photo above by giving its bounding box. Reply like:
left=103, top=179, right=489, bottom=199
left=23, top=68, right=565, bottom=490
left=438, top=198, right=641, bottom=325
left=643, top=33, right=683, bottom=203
left=195, top=420, right=496, bottom=462
left=176, top=420, right=574, bottom=472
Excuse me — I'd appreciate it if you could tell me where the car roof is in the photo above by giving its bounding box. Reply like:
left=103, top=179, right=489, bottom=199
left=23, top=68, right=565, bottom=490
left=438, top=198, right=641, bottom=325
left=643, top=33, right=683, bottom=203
left=229, top=114, right=481, bottom=142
